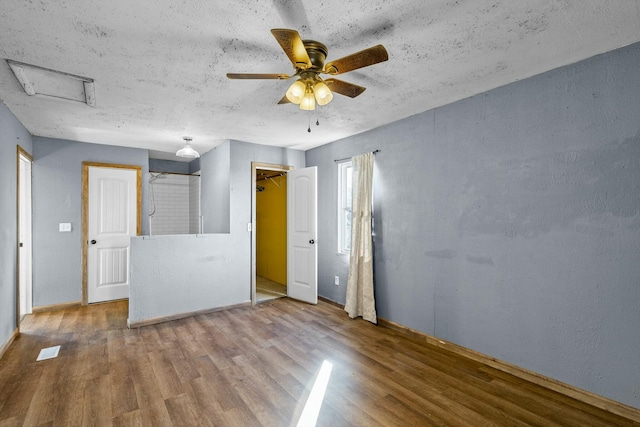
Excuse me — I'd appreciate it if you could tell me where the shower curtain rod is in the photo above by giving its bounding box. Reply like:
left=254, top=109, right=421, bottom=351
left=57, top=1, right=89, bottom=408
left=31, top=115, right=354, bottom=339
left=149, top=170, right=200, bottom=177
left=333, top=149, right=380, bottom=163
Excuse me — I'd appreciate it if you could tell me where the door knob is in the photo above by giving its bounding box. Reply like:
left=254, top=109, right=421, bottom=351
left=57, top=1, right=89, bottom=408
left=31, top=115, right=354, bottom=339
left=90, top=240, right=97, bottom=245
left=309, top=239, right=315, bottom=244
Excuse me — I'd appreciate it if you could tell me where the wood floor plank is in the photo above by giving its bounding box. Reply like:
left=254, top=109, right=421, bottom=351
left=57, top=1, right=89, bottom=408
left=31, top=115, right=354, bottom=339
left=217, top=364, right=291, bottom=426
left=0, top=362, right=42, bottom=421
left=112, top=409, right=144, bottom=427
left=0, top=416, right=21, bottom=427
left=188, top=371, right=243, bottom=413
left=20, top=357, right=61, bottom=426
left=231, top=353, right=297, bottom=410
left=218, top=406, right=263, bottom=427
left=81, top=374, right=112, bottom=427
left=51, top=373, right=85, bottom=427
left=108, top=330, right=139, bottom=418
left=164, top=392, right=208, bottom=427
left=1, top=298, right=638, bottom=426
left=190, top=354, right=220, bottom=379
left=129, top=356, right=173, bottom=427
left=146, top=351, right=186, bottom=400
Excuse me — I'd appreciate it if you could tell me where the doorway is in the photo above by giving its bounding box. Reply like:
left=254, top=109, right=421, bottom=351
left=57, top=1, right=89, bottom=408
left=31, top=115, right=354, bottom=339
left=251, top=163, right=318, bottom=306
left=17, top=146, right=33, bottom=327
left=253, top=164, right=291, bottom=303
left=82, top=162, right=142, bottom=304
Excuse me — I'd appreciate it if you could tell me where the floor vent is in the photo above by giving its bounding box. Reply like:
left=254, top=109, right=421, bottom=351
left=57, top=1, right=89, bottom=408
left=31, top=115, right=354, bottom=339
left=36, top=345, right=61, bottom=361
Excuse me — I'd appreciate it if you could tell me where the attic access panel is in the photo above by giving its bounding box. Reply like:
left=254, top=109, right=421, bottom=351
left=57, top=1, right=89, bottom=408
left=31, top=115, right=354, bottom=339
left=7, top=60, right=95, bottom=107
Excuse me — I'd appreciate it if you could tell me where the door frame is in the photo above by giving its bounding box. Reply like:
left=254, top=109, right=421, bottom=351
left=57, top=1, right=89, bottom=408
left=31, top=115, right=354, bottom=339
left=81, top=162, right=142, bottom=305
left=16, top=145, right=33, bottom=332
left=251, top=162, right=293, bottom=305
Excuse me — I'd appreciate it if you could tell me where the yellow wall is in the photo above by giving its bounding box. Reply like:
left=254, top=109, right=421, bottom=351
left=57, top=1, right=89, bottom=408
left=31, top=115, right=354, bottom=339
left=256, top=174, right=287, bottom=284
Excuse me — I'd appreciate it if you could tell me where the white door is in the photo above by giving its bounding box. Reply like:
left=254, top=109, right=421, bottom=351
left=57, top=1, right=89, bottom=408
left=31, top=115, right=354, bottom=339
left=87, top=167, right=137, bottom=303
left=18, top=153, right=32, bottom=319
left=287, top=167, right=317, bottom=304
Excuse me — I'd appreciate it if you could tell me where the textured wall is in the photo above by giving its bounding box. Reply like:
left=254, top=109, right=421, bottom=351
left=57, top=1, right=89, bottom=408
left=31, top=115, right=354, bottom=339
left=0, top=102, right=33, bottom=350
left=32, top=137, right=149, bottom=306
left=129, top=233, right=239, bottom=322
left=306, top=42, right=640, bottom=408
left=129, top=140, right=305, bottom=322
left=201, top=141, right=231, bottom=233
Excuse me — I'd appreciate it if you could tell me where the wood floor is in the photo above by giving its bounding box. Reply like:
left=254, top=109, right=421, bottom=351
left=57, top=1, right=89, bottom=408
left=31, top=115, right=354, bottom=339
left=1, top=299, right=637, bottom=427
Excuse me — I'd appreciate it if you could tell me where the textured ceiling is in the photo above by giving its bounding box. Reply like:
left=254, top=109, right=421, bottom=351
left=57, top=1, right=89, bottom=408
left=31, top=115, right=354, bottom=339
left=0, top=1, right=639, bottom=159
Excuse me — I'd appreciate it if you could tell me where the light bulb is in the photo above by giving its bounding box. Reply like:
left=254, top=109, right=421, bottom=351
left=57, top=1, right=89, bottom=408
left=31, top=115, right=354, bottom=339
left=286, top=80, right=306, bottom=104
left=313, top=81, right=333, bottom=106
left=300, top=90, right=316, bottom=110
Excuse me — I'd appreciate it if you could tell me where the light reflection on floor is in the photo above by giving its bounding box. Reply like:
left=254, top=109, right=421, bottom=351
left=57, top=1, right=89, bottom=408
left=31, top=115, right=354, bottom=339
left=297, top=360, right=333, bottom=427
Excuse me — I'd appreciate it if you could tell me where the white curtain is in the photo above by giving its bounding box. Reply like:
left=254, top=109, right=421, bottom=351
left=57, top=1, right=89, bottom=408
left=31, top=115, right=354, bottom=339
left=344, top=152, right=376, bottom=323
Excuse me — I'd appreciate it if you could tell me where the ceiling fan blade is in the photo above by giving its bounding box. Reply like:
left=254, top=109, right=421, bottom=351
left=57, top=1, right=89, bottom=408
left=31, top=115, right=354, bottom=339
left=271, top=29, right=312, bottom=70
left=227, top=73, right=290, bottom=80
left=277, top=94, right=291, bottom=104
left=324, top=44, right=388, bottom=75
left=325, top=78, right=366, bottom=98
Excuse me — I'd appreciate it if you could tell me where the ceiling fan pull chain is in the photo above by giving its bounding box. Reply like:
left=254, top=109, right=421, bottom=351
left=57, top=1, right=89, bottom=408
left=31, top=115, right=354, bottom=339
left=308, top=113, right=311, bottom=133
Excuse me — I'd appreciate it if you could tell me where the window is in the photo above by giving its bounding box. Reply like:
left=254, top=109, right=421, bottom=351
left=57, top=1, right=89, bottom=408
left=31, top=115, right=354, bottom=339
left=338, top=161, right=352, bottom=253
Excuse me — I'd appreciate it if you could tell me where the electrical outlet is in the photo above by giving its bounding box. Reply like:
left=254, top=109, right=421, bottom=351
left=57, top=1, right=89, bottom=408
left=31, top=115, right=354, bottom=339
left=334, top=276, right=339, bottom=286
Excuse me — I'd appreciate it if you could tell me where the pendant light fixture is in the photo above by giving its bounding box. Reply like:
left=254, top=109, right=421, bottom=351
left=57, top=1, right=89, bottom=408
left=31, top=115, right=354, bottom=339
left=176, top=136, right=200, bottom=158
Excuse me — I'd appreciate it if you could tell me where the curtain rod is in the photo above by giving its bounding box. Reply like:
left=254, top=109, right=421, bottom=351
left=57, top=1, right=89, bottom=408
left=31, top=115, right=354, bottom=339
left=334, top=149, right=380, bottom=163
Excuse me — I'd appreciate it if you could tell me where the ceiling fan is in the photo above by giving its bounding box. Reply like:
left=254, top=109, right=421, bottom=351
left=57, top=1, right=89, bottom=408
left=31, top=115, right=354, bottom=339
left=227, top=29, right=388, bottom=110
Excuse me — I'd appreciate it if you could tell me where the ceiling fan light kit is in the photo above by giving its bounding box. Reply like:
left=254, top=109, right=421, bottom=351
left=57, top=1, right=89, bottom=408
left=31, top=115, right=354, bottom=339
left=300, top=88, right=316, bottom=111
left=313, top=81, right=333, bottom=106
left=227, top=28, right=388, bottom=113
left=286, top=80, right=306, bottom=104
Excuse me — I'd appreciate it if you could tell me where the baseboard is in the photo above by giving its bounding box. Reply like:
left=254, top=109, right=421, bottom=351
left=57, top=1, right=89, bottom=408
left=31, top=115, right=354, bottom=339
left=0, top=328, right=19, bottom=360
left=128, top=301, right=252, bottom=328
left=32, top=301, right=81, bottom=313
left=377, top=317, right=640, bottom=423
left=318, top=296, right=343, bottom=308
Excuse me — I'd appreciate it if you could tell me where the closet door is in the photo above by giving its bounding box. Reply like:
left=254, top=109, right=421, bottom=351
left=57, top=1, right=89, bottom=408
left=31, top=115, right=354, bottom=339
left=287, top=167, right=317, bottom=304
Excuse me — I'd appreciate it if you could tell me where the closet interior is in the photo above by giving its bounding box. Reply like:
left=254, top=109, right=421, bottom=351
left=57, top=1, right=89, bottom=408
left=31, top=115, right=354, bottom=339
left=255, top=169, right=287, bottom=302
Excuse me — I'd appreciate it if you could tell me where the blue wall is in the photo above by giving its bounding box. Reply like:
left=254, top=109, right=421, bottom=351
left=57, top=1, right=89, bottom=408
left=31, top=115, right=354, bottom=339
left=32, top=137, right=150, bottom=306
left=201, top=141, right=231, bottom=233
left=149, top=158, right=192, bottom=174
left=307, top=42, right=640, bottom=408
left=0, top=103, right=33, bottom=351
